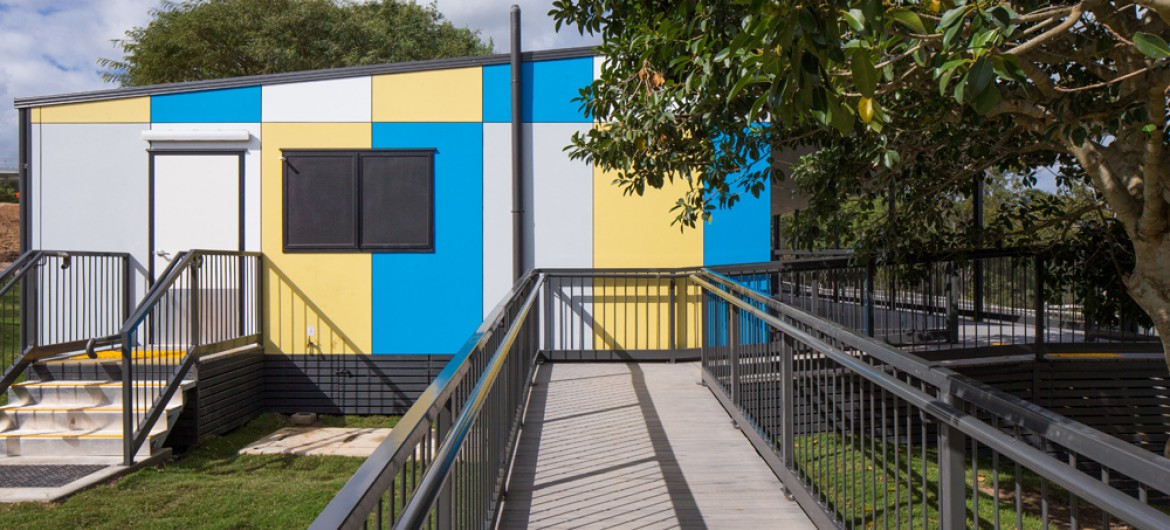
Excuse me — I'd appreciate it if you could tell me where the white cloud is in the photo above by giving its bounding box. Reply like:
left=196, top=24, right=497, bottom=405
left=431, top=0, right=600, bottom=53
left=0, top=0, right=156, bottom=164
left=0, top=1, right=599, bottom=165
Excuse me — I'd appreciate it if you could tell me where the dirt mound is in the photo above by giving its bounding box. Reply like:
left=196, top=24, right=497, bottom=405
left=0, top=203, right=19, bottom=265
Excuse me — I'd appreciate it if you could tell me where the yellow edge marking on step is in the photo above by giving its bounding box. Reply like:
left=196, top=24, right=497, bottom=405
left=1045, top=352, right=1123, bottom=359
left=0, top=407, right=158, bottom=412
left=0, top=433, right=124, bottom=439
left=59, top=350, right=185, bottom=360
left=15, top=381, right=168, bottom=387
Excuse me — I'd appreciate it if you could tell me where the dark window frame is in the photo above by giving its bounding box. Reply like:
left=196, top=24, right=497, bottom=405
left=282, top=148, right=436, bottom=253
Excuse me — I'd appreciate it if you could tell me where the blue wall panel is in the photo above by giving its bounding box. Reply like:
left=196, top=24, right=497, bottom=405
left=372, top=123, right=483, bottom=354
left=151, top=86, right=262, bottom=123
left=482, top=64, right=510, bottom=123
left=704, top=153, right=772, bottom=266
left=482, top=58, right=593, bottom=123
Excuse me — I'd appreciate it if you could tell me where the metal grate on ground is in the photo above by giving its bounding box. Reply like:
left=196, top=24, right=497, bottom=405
left=0, top=465, right=108, bottom=488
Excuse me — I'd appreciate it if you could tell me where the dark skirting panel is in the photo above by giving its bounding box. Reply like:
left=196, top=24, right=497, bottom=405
left=169, top=350, right=265, bottom=449
left=263, top=354, right=452, bottom=415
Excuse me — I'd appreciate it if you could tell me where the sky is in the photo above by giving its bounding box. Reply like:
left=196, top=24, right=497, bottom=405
left=0, top=0, right=600, bottom=168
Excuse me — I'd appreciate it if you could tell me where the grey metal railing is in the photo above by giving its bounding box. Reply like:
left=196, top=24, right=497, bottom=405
left=696, top=268, right=1170, bottom=529
left=715, top=247, right=1159, bottom=356
left=0, top=250, right=131, bottom=400
left=310, top=271, right=542, bottom=530
left=119, top=250, right=262, bottom=464
left=314, top=266, right=1170, bottom=529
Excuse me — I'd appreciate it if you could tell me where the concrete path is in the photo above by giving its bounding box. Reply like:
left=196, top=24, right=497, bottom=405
left=239, top=427, right=390, bottom=458
left=500, top=362, right=815, bottom=529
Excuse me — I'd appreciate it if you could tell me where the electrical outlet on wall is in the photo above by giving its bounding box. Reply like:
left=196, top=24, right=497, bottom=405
left=307, top=326, right=316, bottom=338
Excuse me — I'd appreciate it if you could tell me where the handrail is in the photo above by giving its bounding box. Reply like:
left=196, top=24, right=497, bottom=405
left=396, top=274, right=544, bottom=528
left=310, top=271, right=542, bottom=530
left=694, top=270, right=1170, bottom=529
left=120, top=249, right=263, bottom=464
left=1, top=250, right=131, bottom=401
left=699, top=267, right=1170, bottom=494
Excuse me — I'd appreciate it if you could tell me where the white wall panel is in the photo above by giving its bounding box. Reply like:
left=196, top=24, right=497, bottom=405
left=482, top=123, right=513, bottom=317
left=149, top=123, right=261, bottom=251
left=262, top=77, right=372, bottom=122
left=541, top=276, right=594, bottom=351
left=524, top=123, right=593, bottom=269
left=37, top=123, right=150, bottom=302
left=30, top=124, right=41, bottom=246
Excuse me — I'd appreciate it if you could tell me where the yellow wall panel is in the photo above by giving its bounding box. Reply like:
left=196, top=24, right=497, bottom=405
left=591, top=166, right=704, bottom=350
left=261, top=123, right=373, bottom=353
left=591, top=278, right=702, bottom=351
left=30, top=108, right=41, bottom=123
left=372, top=68, right=482, bottom=122
left=38, top=97, right=150, bottom=123
left=593, top=165, right=703, bottom=268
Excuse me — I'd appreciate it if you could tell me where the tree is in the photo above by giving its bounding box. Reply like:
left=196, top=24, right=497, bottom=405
left=550, top=1, right=1170, bottom=369
left=101, top=0, right=492, bottom=86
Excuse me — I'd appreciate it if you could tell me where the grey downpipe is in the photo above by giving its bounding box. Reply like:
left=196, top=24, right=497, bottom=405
left=511, top=5, right=524, bottom=281
left=17, top=108, right=30, bottom=351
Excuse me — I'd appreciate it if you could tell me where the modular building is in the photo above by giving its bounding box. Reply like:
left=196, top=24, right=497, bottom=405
left=15, top=46, right=770, bottom=358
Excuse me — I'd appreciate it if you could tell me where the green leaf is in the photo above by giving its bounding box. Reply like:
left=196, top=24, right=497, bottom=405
left=889, top=8, right=927, bottom=35
left=939, top=6, right=969, bottom=31
left=1143, top=123, right=1159, bottom=135
left=967, top=57, right=994, bottom=95
left=937, top=59, right=966, bottom=74
left=830, top=102, right=854, bottom=135
left=842, top=9, right=864, bottom=32
left=1134, top=32, right=1170, bottom=59
left=729, top=73, right=760, bottom=100
left=991, top=54, right=1028, bottom=82
left=798, top=8, right=818, bottom=33
left=939, top=68, right=958, bottom=96
left=988, top=6, right=1015, bottom=28
left=971, top=84, right=1001, bottom=114
left=881, top=149, right=901, bottom=169
left=852, top=52, right=877, bottom=98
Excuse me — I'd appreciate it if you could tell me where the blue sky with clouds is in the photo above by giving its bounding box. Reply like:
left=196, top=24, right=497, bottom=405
left=0, top=0, right=599, bottom=167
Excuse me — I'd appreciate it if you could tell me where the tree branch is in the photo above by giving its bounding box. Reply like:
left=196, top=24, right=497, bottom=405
left=1067, top=140, right=1142, bottom=232
left=1007, top=2, right=1085, bottom=57
left=1139, top=84, right=1169, bottom=238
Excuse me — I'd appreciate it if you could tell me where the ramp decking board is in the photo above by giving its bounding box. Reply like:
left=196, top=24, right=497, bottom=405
left=501, top=362, right=815, bottom=529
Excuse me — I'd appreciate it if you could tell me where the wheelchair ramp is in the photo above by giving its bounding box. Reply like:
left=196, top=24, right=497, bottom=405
left=501, top=362, right=814, bottom=529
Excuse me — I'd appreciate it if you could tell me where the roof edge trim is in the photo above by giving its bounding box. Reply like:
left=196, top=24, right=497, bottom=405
left=15, top=46, right=598, bottom=109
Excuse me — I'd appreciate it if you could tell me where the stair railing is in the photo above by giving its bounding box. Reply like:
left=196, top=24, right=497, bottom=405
left=1, top=250, right=131, bottom=398
left=119, top=250, right=262, bottom=464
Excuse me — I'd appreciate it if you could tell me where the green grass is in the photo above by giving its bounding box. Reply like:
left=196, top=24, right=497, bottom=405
left=0, top=412, right=399, bottom=530
left=792, top=433, right=1095, bottom=530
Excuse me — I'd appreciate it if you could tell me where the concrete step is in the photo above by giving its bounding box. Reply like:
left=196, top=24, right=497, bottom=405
left=0, top=380, right=194, bottom=458
left=0, top=404, right=180, bottom=433
left=7, top=380, right=191, bottom=408
left=0, top=429, right=164, bottom=458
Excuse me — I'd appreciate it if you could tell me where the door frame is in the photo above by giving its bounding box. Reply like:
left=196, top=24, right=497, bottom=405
left=148, top=150, right=246, bottom=284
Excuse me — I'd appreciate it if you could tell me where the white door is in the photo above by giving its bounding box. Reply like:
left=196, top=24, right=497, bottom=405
left=152, top=153, right=241, bottom=276
left=151, top=153, right=242, bottom=346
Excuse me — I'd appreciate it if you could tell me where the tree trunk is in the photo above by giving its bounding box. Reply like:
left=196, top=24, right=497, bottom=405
left=1123, top=237, right=1170, bottom=458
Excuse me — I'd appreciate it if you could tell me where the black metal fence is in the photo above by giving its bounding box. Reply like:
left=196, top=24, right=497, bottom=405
left=0, top=250, right=130, bottom=398
left=119, top=250, right=262, bottom=464
left=310, top=272, right=541, bottom=530
left=697, top=269, right=1170, bottom=529
left=714, top=248, right=1159, bottom=356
